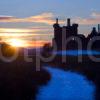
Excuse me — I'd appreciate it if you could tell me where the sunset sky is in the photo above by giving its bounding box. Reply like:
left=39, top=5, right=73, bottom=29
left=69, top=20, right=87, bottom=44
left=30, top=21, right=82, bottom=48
left=0, top=0, right=100, bottom=47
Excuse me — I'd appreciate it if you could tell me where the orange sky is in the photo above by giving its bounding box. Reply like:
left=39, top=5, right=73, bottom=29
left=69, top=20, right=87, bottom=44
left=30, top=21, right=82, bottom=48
left=0, top=28, right=52, bottom=48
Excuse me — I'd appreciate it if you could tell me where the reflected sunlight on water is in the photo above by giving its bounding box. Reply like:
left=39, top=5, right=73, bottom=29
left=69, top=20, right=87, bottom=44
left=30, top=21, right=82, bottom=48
left=37, top=67, right=95, bottom=100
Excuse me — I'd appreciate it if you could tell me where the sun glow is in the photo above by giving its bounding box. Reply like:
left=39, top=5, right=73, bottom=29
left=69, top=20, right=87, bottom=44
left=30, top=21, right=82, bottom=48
left=7, top=39, right=26, bottom=47
left=0, top=28, right=50, bottom=48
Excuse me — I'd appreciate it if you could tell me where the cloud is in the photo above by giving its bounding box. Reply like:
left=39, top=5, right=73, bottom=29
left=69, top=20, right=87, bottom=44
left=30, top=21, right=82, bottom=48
left=73, top=12, right=100, bottom=25
left=0, top=16, right=22, bottom=23
left=0, top=16, right=14, bottom=20
left=73, top=17, right=99, bottom=25
left=26, top=13, right=55, bottom=24
left=0, top=13, right=56, bottom=25
left=1, top=12, right=100, bottom=26
left=91, top=12, right=100, bottom=18
left=0, top=12, right=64, bottom=25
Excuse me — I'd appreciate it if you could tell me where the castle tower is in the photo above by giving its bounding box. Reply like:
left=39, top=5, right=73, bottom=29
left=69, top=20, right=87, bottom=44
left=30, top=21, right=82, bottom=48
left=72, top=24, right=78, bottom=35
left=98, top=24, right=100, bottom=33
left=67, top=18, right=71, bottom=26
left=53, top=18, right=59, bottom=28
left=53, top=18, right=62, bottom=50
left=56, top=18, right=58, bottom=24
left=92, top=27, right=97, bottom=34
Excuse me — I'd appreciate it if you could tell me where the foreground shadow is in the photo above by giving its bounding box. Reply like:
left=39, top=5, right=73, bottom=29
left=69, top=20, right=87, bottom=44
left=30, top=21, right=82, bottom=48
left=0, top=43, right=51, bottom=100
left=0, top=59, right=51, bottom=100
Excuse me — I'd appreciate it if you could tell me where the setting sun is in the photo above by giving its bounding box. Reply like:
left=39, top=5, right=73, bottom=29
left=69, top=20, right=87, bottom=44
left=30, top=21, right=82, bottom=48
left=7, top=39, right=25, bottom=47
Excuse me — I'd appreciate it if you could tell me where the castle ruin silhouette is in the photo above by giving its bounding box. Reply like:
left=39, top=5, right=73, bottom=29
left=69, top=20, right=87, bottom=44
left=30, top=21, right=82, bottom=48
left=52, top=18, right=100, bottom=50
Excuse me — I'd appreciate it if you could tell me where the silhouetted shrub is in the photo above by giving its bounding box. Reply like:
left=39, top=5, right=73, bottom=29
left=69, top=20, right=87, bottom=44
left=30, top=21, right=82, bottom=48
left=0, top=43, right=18, bottom=57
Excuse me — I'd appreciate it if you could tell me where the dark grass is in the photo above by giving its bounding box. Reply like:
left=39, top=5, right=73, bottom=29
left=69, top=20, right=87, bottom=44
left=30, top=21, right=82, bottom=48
left=0, top=55, right=51, bottom=100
